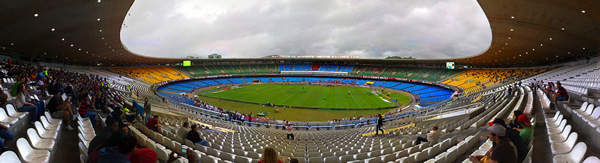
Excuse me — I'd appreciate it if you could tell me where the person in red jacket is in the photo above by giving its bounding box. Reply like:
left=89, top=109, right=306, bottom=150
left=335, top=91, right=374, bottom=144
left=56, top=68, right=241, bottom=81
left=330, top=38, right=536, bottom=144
left=146, top=115, right=161, bottom=133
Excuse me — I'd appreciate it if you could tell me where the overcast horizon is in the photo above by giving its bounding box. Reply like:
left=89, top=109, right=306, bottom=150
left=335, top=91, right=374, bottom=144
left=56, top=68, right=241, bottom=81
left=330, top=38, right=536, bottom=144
left=121, top=0, right=492, bottom=59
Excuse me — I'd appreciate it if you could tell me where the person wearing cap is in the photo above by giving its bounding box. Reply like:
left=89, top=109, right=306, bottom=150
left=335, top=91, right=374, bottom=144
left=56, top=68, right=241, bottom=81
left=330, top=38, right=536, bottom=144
left=515, top=114, right=533, bottom=144
left=489, top=119, right=527, bottom=162
left=469, top=124, right=518, bottom=163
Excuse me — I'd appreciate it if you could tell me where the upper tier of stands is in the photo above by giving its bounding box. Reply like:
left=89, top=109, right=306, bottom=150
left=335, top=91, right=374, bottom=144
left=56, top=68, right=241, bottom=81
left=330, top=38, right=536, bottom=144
left=350, top=66, right=465, bottom=82
left=108, top=67, right=189, bottom=84
left=442, top=68, right=548, bottom=94
left=176, top=65, right=279, bottom=78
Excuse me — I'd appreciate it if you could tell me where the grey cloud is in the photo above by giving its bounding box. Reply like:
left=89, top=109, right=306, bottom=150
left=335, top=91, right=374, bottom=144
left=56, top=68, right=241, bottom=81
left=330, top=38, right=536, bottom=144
left=121, top=0, right=491, bottom=59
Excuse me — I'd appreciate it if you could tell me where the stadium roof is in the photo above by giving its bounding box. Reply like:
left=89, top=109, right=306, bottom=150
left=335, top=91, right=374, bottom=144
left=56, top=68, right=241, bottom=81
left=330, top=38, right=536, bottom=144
left=0, top=0, right=599, bottom=67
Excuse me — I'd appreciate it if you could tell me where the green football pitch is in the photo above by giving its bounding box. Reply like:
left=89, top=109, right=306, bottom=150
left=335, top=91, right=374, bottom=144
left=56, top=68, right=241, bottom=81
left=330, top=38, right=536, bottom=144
left=206, top=84, right=398, bottom=109
left=199, top=84, right=412, bottom=121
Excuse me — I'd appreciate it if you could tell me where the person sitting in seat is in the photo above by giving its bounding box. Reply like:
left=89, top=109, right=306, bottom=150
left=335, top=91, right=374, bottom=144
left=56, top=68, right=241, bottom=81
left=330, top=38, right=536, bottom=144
left=469, top=124, right=518, bottom=163
left=259, top=147, right=284, bottom=163
left=554, top=82, right=569, bottom=104
left=177, top=122, right=190, bottom=139
left=515, top=115, right=533, bottom=145
left=415, top=125, right=440, bottom=145
left=187, top=124, right=207, bottom=146
left=145, top=115, right=161, bottom=133
left=47, top=91, right=75, bottom=130
left=0, top=123, right=13, bottom=154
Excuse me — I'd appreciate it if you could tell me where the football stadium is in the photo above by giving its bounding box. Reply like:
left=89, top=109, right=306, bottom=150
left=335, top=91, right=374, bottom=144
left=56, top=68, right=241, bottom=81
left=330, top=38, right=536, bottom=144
left=0, top=0, right=599, bottom=163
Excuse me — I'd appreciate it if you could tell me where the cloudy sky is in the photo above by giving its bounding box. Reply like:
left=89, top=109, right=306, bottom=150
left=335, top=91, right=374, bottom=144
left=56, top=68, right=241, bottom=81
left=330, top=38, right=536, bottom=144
left=121, top=0, right=491, bottom=59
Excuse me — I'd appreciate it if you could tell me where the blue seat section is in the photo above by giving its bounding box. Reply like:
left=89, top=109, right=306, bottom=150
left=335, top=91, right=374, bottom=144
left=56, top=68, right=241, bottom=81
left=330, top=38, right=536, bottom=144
left=159, top=93, right=194, bottom=105
left=373, top=81, right=386, bottom=87
left=271, top=77, right=285, bottom=82
left=321, top=78, right=341, bottom=82
left=286, top=77, right=303, bottom=82
left=257, top=78, right=271, bottom=82
left=404, top=85, right=428, bottom=92
left=242, top=78, right=254, bottom=83
left=420, top=95, right=452, bottom=103
left=414, top=87, right=441, bottom=94
left=354, top=80, right=368, bottom=85
left=394, top=83, right=414, bottom=89
left=157, top=87, right=183, bottom=93
left=187, top=81, right=209, bottom=87
left=201, top=80, right=219, bottom=86
left=420, top=89, right=453, bottom=97
left=228, top=78, right=245, bottom=84
left=381, top=81, right=401, bottom=88
left=293, top=64, right=311, bottom=71
left=319, top=65, right=338, bottom=72
left=213, top=78, right=232, bottom=84
left=338, top=65, right=354, bottom=72
left=304, top=77, right=321, bottom=82
left=340, top=79, right=355, bottom=84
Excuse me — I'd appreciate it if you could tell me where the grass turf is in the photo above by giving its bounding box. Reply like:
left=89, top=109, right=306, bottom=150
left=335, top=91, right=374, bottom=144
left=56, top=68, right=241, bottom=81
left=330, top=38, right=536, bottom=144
left=206, top=84, right=397, bottom=109
left=198, top=84, right=412, bottom=121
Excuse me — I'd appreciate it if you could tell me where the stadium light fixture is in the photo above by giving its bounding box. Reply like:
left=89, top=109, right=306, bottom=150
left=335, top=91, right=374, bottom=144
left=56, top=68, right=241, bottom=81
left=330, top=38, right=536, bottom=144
left=508, top=37, right=511, bottom=39
left=61, top=38, right=65, bottom=41
left=34, top=14, right=38, bottom=17
left=511, top=16, right=514, bottom=19
left=582, top=10, right=585, bottom=13
left=70, top=44, right=74, bottom=47
left=561, top=27, right=565, bottom=31
left=97, top=18, right=101, bottom=21
left=540, top=44, right=543, bottom=46
left=510, top=29, right=514, bottom=31
left=583, top=47, right=586, bottom=50
left=519, top=54, right=522, bottom=57
left=51, top=28, right=55, bottom=32
left=549, top=37, right=553, bottom=40
left=532, top=48, right=535, bottom=51
left=101, top=37, right=104, bottom=40
left=568, top=52, right=571, bottom=54
left=98, top=0, right=101, bottom=3
left=525, top=52, right=528, bottom=54
left=99, top=29, right=102, bottom=32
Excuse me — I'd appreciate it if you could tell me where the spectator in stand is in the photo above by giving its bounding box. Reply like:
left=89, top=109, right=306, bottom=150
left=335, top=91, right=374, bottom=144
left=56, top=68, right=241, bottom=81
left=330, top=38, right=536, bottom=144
left=146, top=115, right=161, bottom=132
left=78, top=89, right=98, bottom=127
left=489, top=119, right=527, bottom=162
left=515, top=115, right=533, bottom=144
left=375, top=114, right=384, bottom=135
left=89, top=119, right=122, bottom=163
left=107, top=108, right=127, bottom=130
left=468, top=124, right=518, bottom=163
left=508, top=110, right=523, bottom=129
left=415, top=125, right=440, bottom=145
left=0, top=123, right=13, bottom=154
left=143, top=97, right=152, bottom=124
left=259, top=147, right=283, bottom=163
left=0, top=87, right=7, bottom=109
left=554, top=82, right=569, bottom=105
left=187, top=124, right=207, bottom=146
left=47, top=91, right=75, bottom=130
left=97, top=134, right=138, bottom=163
left=286, top=125, right=294, bottom=140
left=177, top=122, right=189, bottom=139
left=132, top=99, right=144, bottom=121
left=16, top=83, right=43, bottom=124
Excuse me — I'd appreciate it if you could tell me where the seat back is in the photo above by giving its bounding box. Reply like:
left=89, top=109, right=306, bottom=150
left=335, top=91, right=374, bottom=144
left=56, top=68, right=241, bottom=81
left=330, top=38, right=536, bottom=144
left=234, top=156, right=250, bottom=163
left=34, top=122, right=47, bottom=133
left=79, top=142, right=87, bottom=156
left=568, top=142, right=587, bottom=162
left=580, top=102, right=589, bottom=110
left=324, top=156, right=338, bottom=163
left=590, top=108, right=600, bottom=120
left=0, top=151, right=21, bottom=163
left=16, top=138, right=33, bottom=159
left=27, top=128, right=41, bottom=145
left=6, top=104, right=18, bottom=116
left=556, top=119, right=567, bottom=130
left=40, top=116, right=52, bottom=128
left=0, top=108, right=9, bottom=119
left=564, top=132, right=579, bottom=150
left=583, top=156, right=600, bottom=163
left=585, top=104, right=595, bottom=115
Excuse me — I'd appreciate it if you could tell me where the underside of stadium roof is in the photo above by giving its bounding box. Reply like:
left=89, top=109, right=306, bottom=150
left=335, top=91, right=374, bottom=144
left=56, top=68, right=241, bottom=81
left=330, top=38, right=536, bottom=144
left=0, top=0, right=599, bottom=67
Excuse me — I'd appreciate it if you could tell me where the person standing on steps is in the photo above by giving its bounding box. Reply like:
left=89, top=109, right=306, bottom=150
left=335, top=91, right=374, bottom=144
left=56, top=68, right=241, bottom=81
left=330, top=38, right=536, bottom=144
left=375, top=114, right=384, bottom=135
